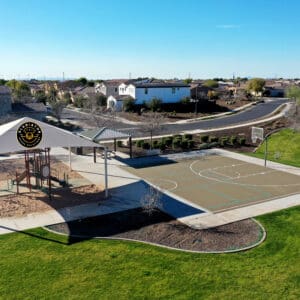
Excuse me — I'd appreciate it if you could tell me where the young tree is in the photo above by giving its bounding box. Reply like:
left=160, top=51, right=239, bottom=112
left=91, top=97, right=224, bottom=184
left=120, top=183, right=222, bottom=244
left=142, top=112, right=163, bottom=150
left=246, top=78, right=266, bottom=96
left=49, top=99, right=67, bottom=122
left=140, top=185, right=162, bottom=215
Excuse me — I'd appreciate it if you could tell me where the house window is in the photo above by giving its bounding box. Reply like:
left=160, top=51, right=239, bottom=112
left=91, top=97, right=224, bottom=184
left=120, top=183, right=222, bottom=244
left=115, top=88, right=117, bottom=92
left=172, top=87, right=176, bottom=94
left=145, top=88, right=148, bottom=94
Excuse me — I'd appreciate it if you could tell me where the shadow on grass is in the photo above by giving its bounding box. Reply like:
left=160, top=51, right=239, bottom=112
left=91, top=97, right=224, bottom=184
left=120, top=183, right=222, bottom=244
left=0, top=224, right=85, bottom=245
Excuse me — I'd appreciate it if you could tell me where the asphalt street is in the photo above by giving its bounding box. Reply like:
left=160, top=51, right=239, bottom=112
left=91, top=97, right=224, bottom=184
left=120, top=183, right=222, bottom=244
left=62, top=98, right=288, bottom=137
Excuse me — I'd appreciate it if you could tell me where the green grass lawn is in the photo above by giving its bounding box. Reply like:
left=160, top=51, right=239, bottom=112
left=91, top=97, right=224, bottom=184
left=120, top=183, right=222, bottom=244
left=0, top=207, right=299, bottom=299
left=248, top=128, right=300, bottom=167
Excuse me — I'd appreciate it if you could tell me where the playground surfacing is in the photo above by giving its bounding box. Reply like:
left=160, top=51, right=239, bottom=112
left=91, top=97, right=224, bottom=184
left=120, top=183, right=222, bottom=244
left=123, top=155, right=300, bottom=213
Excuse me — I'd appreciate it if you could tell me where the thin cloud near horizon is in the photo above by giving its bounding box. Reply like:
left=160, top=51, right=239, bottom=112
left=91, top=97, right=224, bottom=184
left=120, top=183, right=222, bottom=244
left=216, top=24, right=241, bottom=29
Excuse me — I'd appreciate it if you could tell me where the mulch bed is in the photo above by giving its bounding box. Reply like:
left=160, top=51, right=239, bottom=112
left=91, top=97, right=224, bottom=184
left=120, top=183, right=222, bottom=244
left=47, top=208, right=263, bottom=252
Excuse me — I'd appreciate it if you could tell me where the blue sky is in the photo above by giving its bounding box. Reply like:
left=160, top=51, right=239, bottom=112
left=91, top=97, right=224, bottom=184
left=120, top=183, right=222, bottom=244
left=0, top=0, right=299, bottom=79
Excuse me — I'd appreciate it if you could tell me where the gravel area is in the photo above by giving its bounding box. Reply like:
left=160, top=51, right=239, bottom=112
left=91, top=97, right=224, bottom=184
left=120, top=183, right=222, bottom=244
left=0, top=185, right=104, bottom=218
left=47, top=208, right=263, bottom=252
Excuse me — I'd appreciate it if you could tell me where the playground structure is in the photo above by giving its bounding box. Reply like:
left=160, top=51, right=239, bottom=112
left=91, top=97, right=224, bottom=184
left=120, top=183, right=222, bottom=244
left=8, top=148, right=69, bottom=197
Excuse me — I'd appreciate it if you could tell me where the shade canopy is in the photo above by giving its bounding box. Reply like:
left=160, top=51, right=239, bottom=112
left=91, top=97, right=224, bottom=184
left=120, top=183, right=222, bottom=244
left=79, top=127, right=130, bottom=142
left=0, top=117, right=100, bottom=154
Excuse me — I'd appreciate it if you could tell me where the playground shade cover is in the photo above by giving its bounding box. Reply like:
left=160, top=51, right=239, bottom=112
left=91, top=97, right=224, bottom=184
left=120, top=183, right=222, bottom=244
left=0, top=117, right=99, bottom=154
left=123, top=155, right=300, bottom=212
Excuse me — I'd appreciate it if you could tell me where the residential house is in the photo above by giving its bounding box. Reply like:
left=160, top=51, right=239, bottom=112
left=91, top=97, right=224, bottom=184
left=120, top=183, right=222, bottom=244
left=95, top=80, right=127, bottom=97
left=107, top=81, right=190, bottom=111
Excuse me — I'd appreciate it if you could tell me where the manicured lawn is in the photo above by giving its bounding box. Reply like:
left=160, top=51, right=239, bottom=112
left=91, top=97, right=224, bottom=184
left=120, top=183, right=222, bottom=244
left=248, top=128, right=300, bottom=167
left=0, top=206, right=299, bottom=299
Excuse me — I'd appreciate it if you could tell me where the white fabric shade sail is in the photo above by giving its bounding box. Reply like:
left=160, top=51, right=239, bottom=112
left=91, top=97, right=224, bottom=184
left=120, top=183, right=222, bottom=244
left=0, top=117, right=101, bottom=154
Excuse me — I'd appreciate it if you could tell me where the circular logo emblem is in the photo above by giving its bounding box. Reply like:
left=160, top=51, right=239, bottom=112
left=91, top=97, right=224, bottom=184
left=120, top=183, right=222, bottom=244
left=17, top=122, right=42, bottom=148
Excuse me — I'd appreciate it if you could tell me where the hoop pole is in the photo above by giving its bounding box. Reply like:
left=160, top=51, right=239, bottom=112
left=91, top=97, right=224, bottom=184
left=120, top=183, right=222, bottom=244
left=69, top=147, right=72, bottom=171
left=264, top=137, right=268, bottom=167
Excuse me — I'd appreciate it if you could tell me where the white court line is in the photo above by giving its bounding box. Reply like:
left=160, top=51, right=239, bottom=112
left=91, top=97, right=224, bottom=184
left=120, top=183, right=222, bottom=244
left=147, top=178, right=178, bottom=192
left=208, top=170, right=234, bottom=179
left=231, top=170, right=276, bottom=180
left=189, top=160, right=300, bottom=188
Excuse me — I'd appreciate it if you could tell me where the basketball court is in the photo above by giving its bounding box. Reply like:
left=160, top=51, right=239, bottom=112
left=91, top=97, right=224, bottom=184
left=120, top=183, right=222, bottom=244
left=122, top=154, right=300, bottom=213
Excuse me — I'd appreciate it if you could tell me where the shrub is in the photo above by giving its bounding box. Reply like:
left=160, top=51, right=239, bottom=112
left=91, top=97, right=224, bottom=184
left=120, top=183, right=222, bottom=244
left=142, top=142, right=150, bottom=150
left=181, top=139, right=189, bottom=149
left=184, top=134, right=193, bottom=140
left=117, top=140, right=123, bottom=147
left=153, top=140, right=159, bottom=148
left=164, top=136, right=173, bottom=146
left=187, top=140, right=195, bottom=149
left=199, top=143, right=210, bottom=150
left=209, top=136, right=218, bottom=143
left=200, top=135, right=209, bottom=143
left=238, top=137, right=246, bottom=146
left=229, top=136, right=237, bottom=146
left=147, top=97, right=162, bottom=112
left=220, top=136, right=229, bottom=147
left=158, top=142, right=166, bottom=151
left=208, top=142, right=219, bottom=148
left=136, top=140, right=144, bottom=147
left=173, top=135, right=182, bottom=142
left=172, top=139, right=181, bottom=149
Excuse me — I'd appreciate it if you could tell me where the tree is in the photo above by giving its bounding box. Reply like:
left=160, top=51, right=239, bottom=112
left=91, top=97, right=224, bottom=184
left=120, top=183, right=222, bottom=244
left=203, top=79, right=219, bottom=88
left=142, top=112, right=163, bottom=150
left=184, top=78, right=192, bottom=84
left=0, top=79, right=7, bottom=85
left=49, top=99, right=67, bottom=122
left=62, top=91, right=72, bottom=104
left=246, top=78, right=266, bottom=96
left=147, top=97, right=162, bottom=112
left=123, top=97, right=136, bottom=112
left=73, top=95, right=85, bottom=108
left=6, top=80, right=31, bottom=102
left=140, top=185, right=162, bottom=215
left=35, top=90, right=47, bottom=104
left=286, top=85, right=300, bottom=105
left=286, top=86, right=300, bottom=130
left=97, top=94, right=107, bottom=107
left=77, top=77, right=88, bottom=86
left=207, top=90, right=218, bottom=100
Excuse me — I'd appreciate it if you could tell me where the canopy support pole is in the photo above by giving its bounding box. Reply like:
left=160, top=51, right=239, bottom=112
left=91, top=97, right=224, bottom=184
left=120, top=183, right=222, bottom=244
left=69, top=147, right=72, bottom=171
left=104, top=147, right=108, bottom=198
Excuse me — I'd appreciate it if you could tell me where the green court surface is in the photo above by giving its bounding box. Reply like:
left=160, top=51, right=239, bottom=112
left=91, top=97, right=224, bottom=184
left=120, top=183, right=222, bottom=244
left=123, top=155, right=300, bottom=212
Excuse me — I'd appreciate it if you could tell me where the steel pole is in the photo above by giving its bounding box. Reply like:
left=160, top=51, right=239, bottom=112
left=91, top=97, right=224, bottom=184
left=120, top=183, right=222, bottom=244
left=264, top=137, right=268, bottom=167
left=104, top=147, right=108, bottom=198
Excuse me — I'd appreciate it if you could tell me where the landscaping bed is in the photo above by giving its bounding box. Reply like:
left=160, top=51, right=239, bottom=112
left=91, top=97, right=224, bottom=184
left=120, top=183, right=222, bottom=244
left=47, top=208, right=263, bottom=252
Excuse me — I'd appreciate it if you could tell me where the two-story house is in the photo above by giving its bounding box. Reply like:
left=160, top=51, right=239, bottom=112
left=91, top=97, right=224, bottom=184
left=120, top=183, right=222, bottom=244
left=107, top=82, right=190, bottom=111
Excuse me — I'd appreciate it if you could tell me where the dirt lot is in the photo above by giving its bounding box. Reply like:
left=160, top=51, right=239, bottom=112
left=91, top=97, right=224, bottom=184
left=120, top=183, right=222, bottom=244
left=47, top=208, right=263, bottom=252
left=0, top=158, right=104, bottom=218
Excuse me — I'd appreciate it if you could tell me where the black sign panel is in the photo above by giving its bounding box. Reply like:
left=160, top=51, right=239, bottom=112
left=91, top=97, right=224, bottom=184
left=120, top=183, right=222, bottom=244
left=17, top=122, right=42, bottom=148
